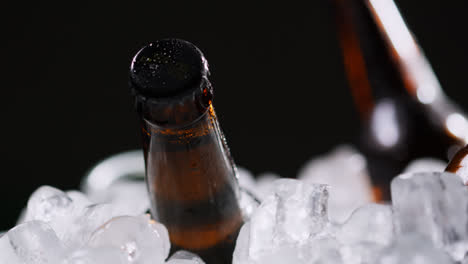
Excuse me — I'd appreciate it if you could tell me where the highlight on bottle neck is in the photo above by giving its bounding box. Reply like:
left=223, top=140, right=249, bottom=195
left=129, top=39, right=214, bottom=127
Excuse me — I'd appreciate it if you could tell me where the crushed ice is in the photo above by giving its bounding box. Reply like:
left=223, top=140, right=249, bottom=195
left=3, top=145, right=468, bottom=263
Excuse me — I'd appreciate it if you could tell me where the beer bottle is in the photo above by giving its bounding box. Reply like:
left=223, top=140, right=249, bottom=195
left=330, top=0, right=467, bottom=199
left=445, top=144, right=468, bottom=175
left=129, top=39, right=243, bottom=264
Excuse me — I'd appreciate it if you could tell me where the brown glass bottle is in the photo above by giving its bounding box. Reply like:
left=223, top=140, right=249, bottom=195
left=130, top=39, right=243, bottom=264
left=330, top=0, right=467, bottom=199
left=445, top=144, right=468, bottom=175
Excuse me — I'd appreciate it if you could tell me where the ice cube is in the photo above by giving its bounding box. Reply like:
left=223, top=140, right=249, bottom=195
left=302, top=237, right=343, bottom=264
left=391, top=172, right=468, bottom=249
left=3, top=221, right=66, bottom=264
left=82, top=149, right=145, bottom=195
left=298, top=145, right=373, bottom=223
left=24, top=186, right=75, bottom=224
left=236, top=167, right=261, bottom=219
left=88, top=215, right=170, bottom=264
left=86, top=180, right=150, bottom=216
left=17, top=189, right=90, bottom=226
left=377, top=234, right=453, bottom=264
left=23, top=186, right=85, bottom=246
left=65, top=203, right=127, bottom=248
left=66, top=190, right=92, bottom=208
left=234, top=224, right=342, bottom=264
left=403, top=158, right=447, bottom=174
left=234, top=228, right=343, bottom=264
left=335, top=204, right=393, bottom=264
left=340, top=242, right=382, bottom=264
left=238, top=179, right=330, bottom=262
left=63, top=247, right=128, bottom=264
left=250, top=244, right=305, bottom=264
left=255, top=172, right=280, bottom=199
left=238, top=187, right=260, bottom=220
left=25, top=184, right=144, bottom=249
left=273, top=179, right=329, bottom=244
left=337, top=203, right=394, bottom=246
left=251, top=244, right=315, bottom=264
left=166, top=250, right=205, bottom=264
left=237, top=167, right=280, bottom=201
left=0, top=231, right=21, bottom=264
left=232, top=222, right=251, bottom=264
left=247, top=192, right=278, bottom=258
left=445, top=240, right=468, bottom=262
left=236, top=167, right=257, bottom=195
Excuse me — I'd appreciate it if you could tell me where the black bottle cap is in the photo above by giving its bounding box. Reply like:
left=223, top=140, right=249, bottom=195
left=130, top=39, right=209, bottom=99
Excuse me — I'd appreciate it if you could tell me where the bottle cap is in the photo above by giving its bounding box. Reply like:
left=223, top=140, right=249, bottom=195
left=130, top=39, right=209, bottom=98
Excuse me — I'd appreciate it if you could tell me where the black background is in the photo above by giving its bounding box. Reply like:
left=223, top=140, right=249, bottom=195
left=1, top=1, right=467, bottom=230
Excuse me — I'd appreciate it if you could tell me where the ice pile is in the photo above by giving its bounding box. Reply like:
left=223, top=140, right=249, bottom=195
left=237, top=146, right=375, bottom=223
left=4, top=145, right=468, bottom=264
left=0, top=186, right=202, bottom=264
left=233, top=146, right=468, bottom=263
left=234, top=171, right=468, bottom=264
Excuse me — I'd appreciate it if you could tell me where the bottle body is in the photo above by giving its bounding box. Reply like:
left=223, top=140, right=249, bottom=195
left=331, top=0, right=466, bottom=199
left=139, top=104, right=242, bottom=263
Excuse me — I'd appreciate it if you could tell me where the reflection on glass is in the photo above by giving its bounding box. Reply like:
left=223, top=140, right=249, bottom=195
left=446, top=113, right=468, bottom=142
left=371, top=100, right=400, bottom=148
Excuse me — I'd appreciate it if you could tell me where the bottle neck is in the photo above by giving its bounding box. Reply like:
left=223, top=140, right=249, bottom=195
left=134, top=77, right=213, bottom=128
left=141, top=103, right=231, bottom=156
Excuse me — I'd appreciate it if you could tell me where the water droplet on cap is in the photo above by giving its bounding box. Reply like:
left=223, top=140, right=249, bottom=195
left=129, top=39, right=209, bottom=98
